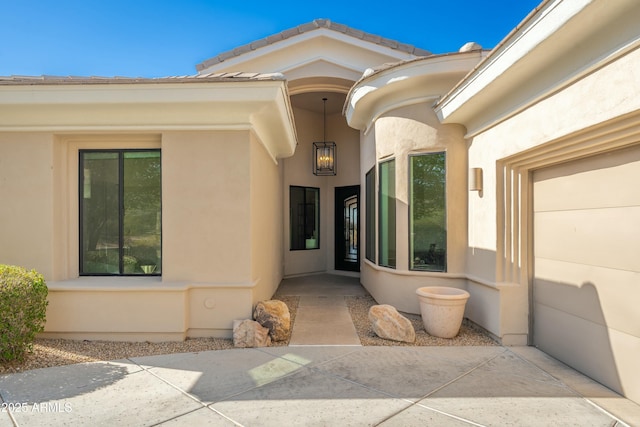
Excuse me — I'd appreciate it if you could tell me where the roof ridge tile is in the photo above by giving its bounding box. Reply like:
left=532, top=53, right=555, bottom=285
left=195, top=18, right=431, bottom=72
left=0, top=72, right=287, bottom=85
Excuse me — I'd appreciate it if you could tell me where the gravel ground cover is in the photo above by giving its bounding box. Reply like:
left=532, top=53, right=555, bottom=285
left=346, top=294, right=498, bottom=347
left=1, top=294, right=496, bottom=374
left=0, top=296, right=298, bottom=375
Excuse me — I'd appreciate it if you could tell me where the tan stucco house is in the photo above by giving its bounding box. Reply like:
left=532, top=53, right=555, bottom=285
left=0, top=0, right=638, bottom=404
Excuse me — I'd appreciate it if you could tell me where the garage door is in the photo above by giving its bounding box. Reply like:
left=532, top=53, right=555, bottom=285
left=533, top=143, right=640, bottom=403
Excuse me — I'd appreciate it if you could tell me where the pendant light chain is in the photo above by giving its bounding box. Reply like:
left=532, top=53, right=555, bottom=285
left=322, top=97, right=327, bottom=142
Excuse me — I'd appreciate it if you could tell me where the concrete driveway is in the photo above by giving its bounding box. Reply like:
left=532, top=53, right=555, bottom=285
left=1, top=345, right=639, bottom=426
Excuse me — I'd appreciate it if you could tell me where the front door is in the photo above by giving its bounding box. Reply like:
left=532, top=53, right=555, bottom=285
left=335, top=185, right=360, bottom=272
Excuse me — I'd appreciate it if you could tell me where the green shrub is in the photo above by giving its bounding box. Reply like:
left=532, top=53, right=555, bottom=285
left=0, top=265, right=48, bottom=362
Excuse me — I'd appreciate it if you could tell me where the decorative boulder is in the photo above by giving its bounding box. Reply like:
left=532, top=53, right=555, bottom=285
left=233, top=319, right=272, bottom=348
left=253, top=300, right=291, bottom=342
left=368, top=304, right=416, bottom=343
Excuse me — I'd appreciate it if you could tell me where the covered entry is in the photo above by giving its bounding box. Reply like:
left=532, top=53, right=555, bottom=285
left=532, top=144, right=640, bottom=402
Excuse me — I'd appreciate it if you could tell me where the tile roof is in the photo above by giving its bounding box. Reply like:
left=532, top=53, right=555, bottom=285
left=0, top=72, right=286, bottom=85
left=196, top=19, right=432, bottom=72
left=358, top=48, right=486, bottom=80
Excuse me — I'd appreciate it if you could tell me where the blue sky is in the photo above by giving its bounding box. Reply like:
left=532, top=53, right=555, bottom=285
left=1, top=0, right=541, bottom=78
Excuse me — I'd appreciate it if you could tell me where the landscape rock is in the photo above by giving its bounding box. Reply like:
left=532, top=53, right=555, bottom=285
left=368, top=304, right=416, bottom=343
left=253, top=300, right=291, bottom=341
left=233, top=319, right=272, bottom=348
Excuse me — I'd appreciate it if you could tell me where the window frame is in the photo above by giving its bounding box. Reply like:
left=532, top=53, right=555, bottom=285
left=289, top=185, right=320, bottom=251
left=378, top=158, right=396, bottom=268
left=365, top=166, right=376, bottom=263
left=79, top=148, right=162, bottom=276
left=408, top=151, right=447, bottom=272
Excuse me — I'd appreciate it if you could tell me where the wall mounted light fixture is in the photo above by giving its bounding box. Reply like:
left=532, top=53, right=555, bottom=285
left=313, top=98, right=336, bottom=176
left=469, top=167, right=483, bottom=192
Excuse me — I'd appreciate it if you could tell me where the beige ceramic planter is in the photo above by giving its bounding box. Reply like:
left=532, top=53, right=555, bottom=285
left=415, top=287, right=470, bottom=338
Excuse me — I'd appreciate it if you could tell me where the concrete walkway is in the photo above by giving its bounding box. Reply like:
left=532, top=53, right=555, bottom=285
left=275, top=274, right=366, bottom=346
left=1, top=274, right=639, bottom=426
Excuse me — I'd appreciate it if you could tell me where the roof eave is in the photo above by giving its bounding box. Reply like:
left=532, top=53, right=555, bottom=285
left=345, top=51, right=486, bottom=132
left=433, top=0, right=640, bottom=135
left=0, top=76, right=297, bottom=160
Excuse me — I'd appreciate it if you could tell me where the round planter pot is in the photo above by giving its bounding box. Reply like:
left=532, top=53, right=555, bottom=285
left=415, top=287, right=470, bottom=338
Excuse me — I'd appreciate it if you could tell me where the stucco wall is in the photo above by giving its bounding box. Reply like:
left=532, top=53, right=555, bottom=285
left=0, top=133, right=55, bottom=278
left=284, top=107, right=327, bottom=276
left=45, top=281, right=187, bottom=341
left=162, top=131, right=251, bottom=283
left=283, top=105, right=360, bottom=276
left=468, top=46, right=640, bottom=261
left=0, top=130, right=279, bottom=340
left=361, top=103, right=469, bottom=314
left=161, top=131, right=257, bottom=338
left=465, top=41, right=640, bottom=344
left=462, top=45, right=640, bottom=399
left=250, top=132, right=284, bottom=303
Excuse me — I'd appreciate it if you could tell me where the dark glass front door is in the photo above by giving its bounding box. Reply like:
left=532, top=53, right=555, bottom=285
left=335, top=185, right=360, bottom=271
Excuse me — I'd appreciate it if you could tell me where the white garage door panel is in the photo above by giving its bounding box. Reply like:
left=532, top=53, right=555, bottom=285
left=535, top=258, right=640, bottom=337
left=534, top=206, right=640, bottom=272
left=534, top=303, right=621, bottom=394
left=608, top=328, right=640, bottom=403
left=534, top=144, right=640, bottom=212
left=533, top=143, right=640, bottom=403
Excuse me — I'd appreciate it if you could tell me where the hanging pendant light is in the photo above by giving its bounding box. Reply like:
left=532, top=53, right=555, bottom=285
left=313, top=97, right=336, bottom=176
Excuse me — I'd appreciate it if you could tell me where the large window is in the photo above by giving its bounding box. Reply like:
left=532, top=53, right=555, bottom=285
left=80, top=150, right=162, bottom=275
left=378, top=159, right=396, bottom=268
left=290, top=186, right=319, bottom=250
left=365, top=167, right=376, bottom=262
left=410, top=152, right=446, bottom=271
